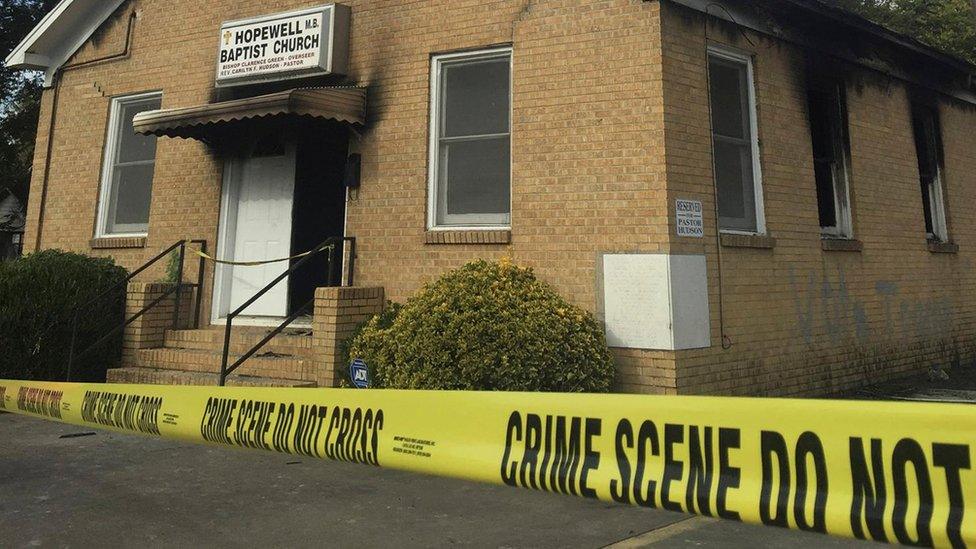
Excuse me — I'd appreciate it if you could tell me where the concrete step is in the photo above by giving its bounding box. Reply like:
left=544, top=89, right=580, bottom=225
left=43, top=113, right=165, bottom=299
left=136, top=348, right=312, bottom=381
left=164, top=328, right=313, bottom=358
left=106, top=366, right=316, bottom=387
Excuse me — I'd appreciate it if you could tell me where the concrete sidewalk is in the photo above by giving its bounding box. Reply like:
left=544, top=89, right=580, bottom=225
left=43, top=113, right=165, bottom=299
left=0, top=413, right=864, bottom=548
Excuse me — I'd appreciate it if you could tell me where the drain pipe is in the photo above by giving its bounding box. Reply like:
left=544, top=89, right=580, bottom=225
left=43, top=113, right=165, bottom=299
left=32, top=75, right=60, bottom=252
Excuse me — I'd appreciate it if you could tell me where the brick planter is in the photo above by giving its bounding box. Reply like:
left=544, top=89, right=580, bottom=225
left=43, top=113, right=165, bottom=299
left=311, top=286, right=384, bottom=387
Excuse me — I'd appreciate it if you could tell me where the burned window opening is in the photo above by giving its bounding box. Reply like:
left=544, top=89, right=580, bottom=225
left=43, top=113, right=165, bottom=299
left=911, top=103, right=949, bottom=242
left=806, top=76, right=853, bottom=239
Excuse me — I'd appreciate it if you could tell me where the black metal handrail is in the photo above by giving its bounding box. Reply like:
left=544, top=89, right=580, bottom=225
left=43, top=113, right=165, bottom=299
left=66, top=239, right=207, bottom=380
left=218, top=236, right=355, bottom=386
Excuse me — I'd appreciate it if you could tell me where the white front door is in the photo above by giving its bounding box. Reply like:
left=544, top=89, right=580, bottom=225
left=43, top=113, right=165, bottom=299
left=216, top=143, right=296, bottom=320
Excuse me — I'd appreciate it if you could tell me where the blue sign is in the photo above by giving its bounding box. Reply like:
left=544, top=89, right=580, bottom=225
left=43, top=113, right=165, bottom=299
left=349, top=358, right=370, bottom=389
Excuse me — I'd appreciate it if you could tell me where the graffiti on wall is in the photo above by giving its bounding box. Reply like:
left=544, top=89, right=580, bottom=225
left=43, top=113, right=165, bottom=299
left=789, top=265, right=954, bottom=346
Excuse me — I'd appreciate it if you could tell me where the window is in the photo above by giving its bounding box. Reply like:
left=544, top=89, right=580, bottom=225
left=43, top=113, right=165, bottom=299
left=97, top=92, right=162, bottom=236
left=707, top=46, right=764, bottom=234
left=911, top=103, right=948, bottom=241
left=807, top=80, right=853, bottom=238
left=429, top=48, right=511, bottom=228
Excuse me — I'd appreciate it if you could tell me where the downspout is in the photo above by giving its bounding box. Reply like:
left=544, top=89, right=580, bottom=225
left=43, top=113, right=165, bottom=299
left=31, top=10, right=138, bottom=251
left=32, top=76, right=60, bottom=252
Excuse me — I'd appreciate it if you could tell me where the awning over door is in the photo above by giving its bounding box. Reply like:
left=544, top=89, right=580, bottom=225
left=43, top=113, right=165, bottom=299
left=132, top=86, right=365, bottom=140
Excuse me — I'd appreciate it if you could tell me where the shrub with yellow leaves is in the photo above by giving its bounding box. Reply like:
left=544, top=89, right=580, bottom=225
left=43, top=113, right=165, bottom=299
left=347, top=259, right=615, bottom=392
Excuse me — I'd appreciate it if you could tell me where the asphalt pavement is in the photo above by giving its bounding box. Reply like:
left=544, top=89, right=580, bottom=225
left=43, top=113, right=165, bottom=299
left=0, top=412, right=866, bottom=548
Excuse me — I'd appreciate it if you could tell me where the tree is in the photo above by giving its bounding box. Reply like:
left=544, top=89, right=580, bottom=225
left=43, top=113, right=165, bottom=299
left=0, top=0, right=59, bottom=207
left=832, top=0, right=976, bottom=64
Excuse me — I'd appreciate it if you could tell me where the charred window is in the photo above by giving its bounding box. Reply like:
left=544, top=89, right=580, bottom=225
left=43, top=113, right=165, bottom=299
left=806, top=80, right=853, bottom=238
left=911, top=103, right=948, bottom=241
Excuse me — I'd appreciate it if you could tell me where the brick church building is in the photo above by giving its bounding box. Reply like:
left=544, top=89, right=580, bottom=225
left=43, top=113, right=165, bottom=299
left=7, top=0, right=976, bottom=395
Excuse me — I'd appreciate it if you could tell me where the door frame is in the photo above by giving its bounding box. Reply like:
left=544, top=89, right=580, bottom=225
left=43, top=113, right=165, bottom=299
left=211, top=146, right=305, bottom=327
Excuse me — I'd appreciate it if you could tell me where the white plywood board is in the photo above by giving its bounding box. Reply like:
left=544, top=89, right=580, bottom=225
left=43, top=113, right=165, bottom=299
left=602, top=254, right=711, bottom=351
left=668, top=255, right=711, bottom=349
left=602, top=254, right=672, bottom=349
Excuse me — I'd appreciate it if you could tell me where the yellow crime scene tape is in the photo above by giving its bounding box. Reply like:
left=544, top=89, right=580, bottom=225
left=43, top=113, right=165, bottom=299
left=192, top=244, right=334, bottom=266
left=0, top=378, right=972, bottom=547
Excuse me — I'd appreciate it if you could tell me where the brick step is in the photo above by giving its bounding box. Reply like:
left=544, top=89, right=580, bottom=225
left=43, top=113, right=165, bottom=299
left=106, top=366, right=316, bottom=387
left=164, top=329, right=313, bottom=358
left=136, top=348, right=312, bottom=381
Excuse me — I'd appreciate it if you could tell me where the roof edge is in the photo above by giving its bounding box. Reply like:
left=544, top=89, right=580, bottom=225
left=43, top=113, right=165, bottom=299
left=4, top=0, right=127, bottom=84
left=662, top=0, right=976, bottom=104
left=661, top=0, right=976, bottom=76
left=781, top=0, right=976, bottom=74
left=4, top=0, right=71, bottom=68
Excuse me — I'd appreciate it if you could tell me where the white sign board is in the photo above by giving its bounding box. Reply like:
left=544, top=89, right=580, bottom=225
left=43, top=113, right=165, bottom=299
left=675, top=199, right=704, bottom=238
left=602, top=254, right=710, bottom=351
left=216, top=4, right=350, bottom=87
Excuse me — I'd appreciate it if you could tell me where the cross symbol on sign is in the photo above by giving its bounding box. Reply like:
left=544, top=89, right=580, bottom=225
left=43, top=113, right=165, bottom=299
left=223, top=30, right=232, bottom=45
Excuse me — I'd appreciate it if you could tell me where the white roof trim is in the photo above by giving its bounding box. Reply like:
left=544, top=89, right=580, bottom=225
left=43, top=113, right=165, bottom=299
left=4, top=0, right=126, bottom=86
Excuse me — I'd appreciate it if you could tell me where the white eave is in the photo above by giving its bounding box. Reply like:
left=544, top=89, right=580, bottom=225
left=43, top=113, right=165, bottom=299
left=3, top=0, right=126, bottom=86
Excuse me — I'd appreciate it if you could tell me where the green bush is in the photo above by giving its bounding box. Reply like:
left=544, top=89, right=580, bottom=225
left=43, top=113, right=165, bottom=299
left=0, top=250, right=129, bottom=382
left=348, top=259, right=615, bottom=392
left=161, top=248, right=181, bottom=284
left=338, top=301, right=403, bottom=388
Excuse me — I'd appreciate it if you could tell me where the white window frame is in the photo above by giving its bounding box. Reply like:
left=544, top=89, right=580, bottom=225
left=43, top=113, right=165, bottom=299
left=707, top=44, right=766, bottom=236
left=913, top=105, right=949, bottom=242
left=926, top=165, right=949, bottom=242
left=427, top=47, right=513, bottom=230
left=809, top=82, right=854, bottom=239
left=95, top=91, right=162, bottom=238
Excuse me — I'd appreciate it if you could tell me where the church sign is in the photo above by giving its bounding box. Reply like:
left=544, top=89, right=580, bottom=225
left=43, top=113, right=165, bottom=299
left=216, top=4, right=350, bottom=87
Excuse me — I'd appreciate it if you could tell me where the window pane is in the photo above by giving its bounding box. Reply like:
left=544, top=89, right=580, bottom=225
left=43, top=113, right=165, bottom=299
left=807, top=85, right=849, bottom=231
left=920, top=177, right=935, bottom=234
left=807, top=89, right=835, bottom=163
left=438, top=136, right=510, bottom=222
left=911, top=104, right=945, bottom=238
left=442, top=57, right=510, bottom=138
left=101, top=94, right=160, bottom=235
left=814, top=160, right=837, bottom=228
left=117, top=99, right=161, bottom=164
left=912, top=109, right=938, bottom=179
left=713, top=139, right=756, bottom=232
left=708, top=58, right=747, bottom=139
left=107, top=163, right=154, bottom=233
